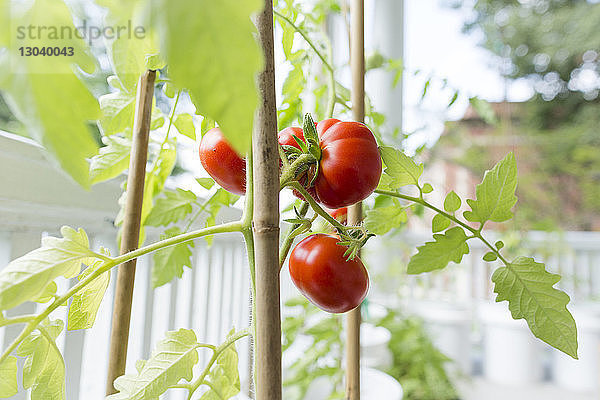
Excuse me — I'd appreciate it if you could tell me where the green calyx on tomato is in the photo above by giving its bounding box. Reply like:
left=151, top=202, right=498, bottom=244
left=289, top=233, right=369, bottom=313
left=279, top=113, right=383, bottom=209
left=198, top=127, right=246, bottom=195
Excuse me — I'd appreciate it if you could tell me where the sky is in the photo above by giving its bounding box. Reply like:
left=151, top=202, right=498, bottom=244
left=401, top=0, right=534, bottom=148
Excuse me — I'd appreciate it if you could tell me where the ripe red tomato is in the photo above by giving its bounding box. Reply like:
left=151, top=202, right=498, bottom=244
left=198, top=128, right=246, bottom=195
left=278, top=119, right=382, bottom=209
left=289, top=234, right=369, bottom=313
left=328, top=207, right=347, bottom=224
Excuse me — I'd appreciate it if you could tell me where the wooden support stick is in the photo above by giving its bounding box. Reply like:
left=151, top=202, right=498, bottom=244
left=106, top=69, right=156, bottom=395
left=346, top=1, right=365, bottom=399
left=252, top=1, right=281, bottom=399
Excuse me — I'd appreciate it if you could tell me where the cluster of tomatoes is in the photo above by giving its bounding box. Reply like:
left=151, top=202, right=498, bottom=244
left=198, top=118, right=382, bottom=313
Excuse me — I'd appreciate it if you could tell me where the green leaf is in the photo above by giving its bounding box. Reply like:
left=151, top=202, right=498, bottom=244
left=380, top=146, right=423, bottom=189
left=32, top=281, right=57, bottom=304
left=495, top=240, right=505, bottom=250
left=98, top=87, right=135, bottom=136
left=174, top=114, right=196, bottom=141
left=152, top=227, right=194, bottom=288
left=469, top=97, right=498, bottom=125
left=364, top=200, right=407, bottom=235
left=1, top=0, right=99, bottom=187
left=483, top=252, right=498, bottom=262
left=151, top=141, right=178, bottom=194
left=145, top=54, right=166, bottom=71
left=443, top=191, right=461, bottom=213
left=101, top=4, right=161, bottom=92
left=89, top=135, right=132, bottom=185
left=146, top=189, right=197, bottom=227
left=200, top=117, right=216, bottom=137
left=407, top=227, right=469, bottom=274
left=448, top=91, right=459, bottom=108
left=0, top=356, right=18, bottom=398
left=164, top=0, right=262, bottom=155
left=492, top=257, right=578, bottom=358
left=420, top=78, right=431, bottom=101
left=164, top=83, right=177, bottom=98
left=68, top=259, right=110, bottom=330
left=108, top=329, right=199, bottom=400
left=196, top=178, right=216, bottom=190
left=464, top=153, right=518, bottom=225
left=0, top=227, right=98, bottom=311
left=200, top=331, right=241, bottom=400
left=431, top=214, right=451, bottom=233
left=17, top=319, right=65, bottom=400
left=150, top=108, right=165, bottom=130
left=421, top=183, right=433, bottom=193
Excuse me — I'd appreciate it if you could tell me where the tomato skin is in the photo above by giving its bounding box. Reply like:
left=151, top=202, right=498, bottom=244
left=278, top=119, right=382, bottom=209
left=328, top=207, right=347, bottom=224
left=314, top=119, right=382, bottom=208
left=289, top=234, right=369, bottom=313
left=198, top=128, right=246, bottom=195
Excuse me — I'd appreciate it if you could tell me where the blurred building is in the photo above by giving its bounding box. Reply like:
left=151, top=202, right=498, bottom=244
left=425, top=101, right=600, bottom=232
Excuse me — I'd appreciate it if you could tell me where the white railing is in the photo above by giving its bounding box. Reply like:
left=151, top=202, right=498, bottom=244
left=365, top=230, right=600, bottom=306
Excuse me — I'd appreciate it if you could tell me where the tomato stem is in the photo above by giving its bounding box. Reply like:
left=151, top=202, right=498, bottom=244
left=279, top=153, right=317, bottom=189
left=279, top=201, right=309, bottom=270
left=286, top=181, right=350, bottom=233
left=374, top=189, right=510, bottom=265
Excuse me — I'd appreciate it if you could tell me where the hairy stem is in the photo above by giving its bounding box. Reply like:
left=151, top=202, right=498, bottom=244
left=187, top=328, right=251, bottom=398
left=286, top=181, right=348, bottom=233
left=0, top=314, right=36, bottom=328
left=279, top=153, right=317, bottom=189
left=279, top=202, right=309, bottom=269
left=273, top=10, right=334, bottom=73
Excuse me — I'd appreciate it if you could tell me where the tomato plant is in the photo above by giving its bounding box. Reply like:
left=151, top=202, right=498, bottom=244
left=199, top=127, right=246, bottom=195
left=289, top=234, right=369, bottom=313
left=278, top=118, right=382, bottom=209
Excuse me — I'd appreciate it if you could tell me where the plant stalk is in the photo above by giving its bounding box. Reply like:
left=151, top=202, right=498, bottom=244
left=106, top=69, right=156, bottom=395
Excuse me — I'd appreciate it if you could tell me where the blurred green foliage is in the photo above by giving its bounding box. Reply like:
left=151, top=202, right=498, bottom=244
left=377, top=311, right=458, bottom=400
left=443, top=0, right=600, bottom=231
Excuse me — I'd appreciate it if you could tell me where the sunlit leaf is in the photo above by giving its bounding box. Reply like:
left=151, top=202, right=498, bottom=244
left=431, top=214, right=451, bottom=233
left=174, top=113, right=196, bottom=141
left=407, top=227, right=469, bottom=274
left=163, top=0, right=262, bottom=154
left=0, top=356, right=18, bottom=398
left=108, top=329, right=199, bottom=400
left=364, top=200, right=407, bottom=235
left=464, top=152, right=518, bottom=225
left=0, top=227, right=98, bottom=310
left=17, top=319, right=65, bottom=400
left=152, top=227, right=194, bottom=288
left=443, top=191, right=461, bottom=213
left=380, top=146, right=423, bottom=189
left=492, top=257, right=578, bottom=358
left=68, top=258, right=110, bottom=330
left=146, top=189, right=196, bottom=227
left=89, top=135, right=132, bottom=184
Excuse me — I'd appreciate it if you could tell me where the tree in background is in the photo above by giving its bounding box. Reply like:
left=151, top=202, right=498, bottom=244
left=440, top=0, right=600, bottom=231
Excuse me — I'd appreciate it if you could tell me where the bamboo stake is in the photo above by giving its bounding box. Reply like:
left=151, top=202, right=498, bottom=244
left=106, top=69, right=156, bottom=395
left=252, top=1, right=281, bottom=399
left=346, top=1, right=365, bottom=399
